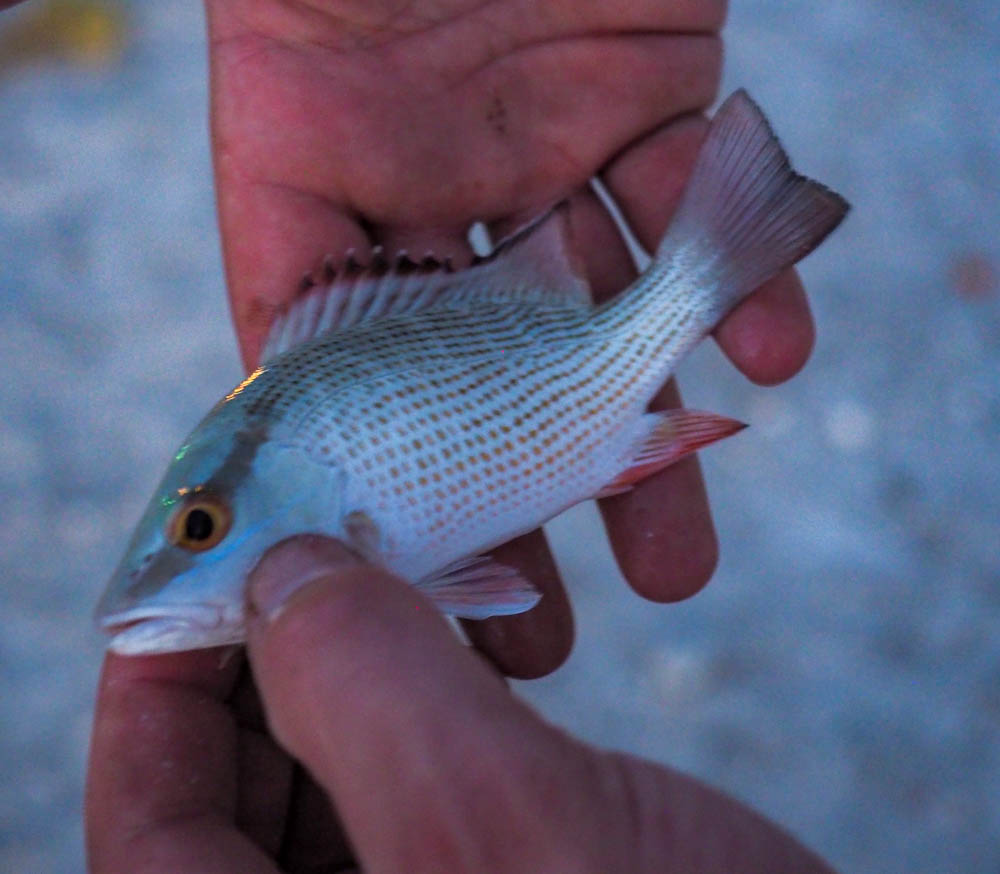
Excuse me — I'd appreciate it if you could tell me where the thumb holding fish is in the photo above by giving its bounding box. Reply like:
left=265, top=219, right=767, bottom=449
left=245, top=537, right=835, bottom=874
left=245, top=536, right=612, bottom=872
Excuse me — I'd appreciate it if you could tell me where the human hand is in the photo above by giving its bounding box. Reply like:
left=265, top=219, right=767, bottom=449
left=87, top=537, right=834, bottom=873
left=203, top=0, right=816, bottom=678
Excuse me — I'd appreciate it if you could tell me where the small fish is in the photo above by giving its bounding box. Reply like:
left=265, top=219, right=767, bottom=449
left=97, top=91, right=848, bottom=655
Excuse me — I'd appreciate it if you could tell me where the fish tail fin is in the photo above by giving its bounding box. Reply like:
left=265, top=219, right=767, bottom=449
left=672, top=89, right=852, bottom=287
left=602, top=91, right=849, bottom=347
left=661, top=89, right=850, bottom=317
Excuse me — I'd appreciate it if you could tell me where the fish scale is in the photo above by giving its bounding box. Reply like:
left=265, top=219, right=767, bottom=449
left=250, top=303, right=630, bottom=571
left=225, top=283, right=709, bottom=579
left=96, top=90, right=849, bottom=655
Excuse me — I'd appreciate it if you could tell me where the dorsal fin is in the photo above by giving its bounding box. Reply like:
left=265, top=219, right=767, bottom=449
left=260, top=205, right=592, bottom=364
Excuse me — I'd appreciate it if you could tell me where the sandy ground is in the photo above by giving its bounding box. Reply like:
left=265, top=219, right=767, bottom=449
left=1, top=1, right=998, bottom=871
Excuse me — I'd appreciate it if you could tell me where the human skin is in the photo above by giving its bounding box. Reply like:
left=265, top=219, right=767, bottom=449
left=78, top=0, right=825, bottom=869
left=87, top=538, right=835, bottom=873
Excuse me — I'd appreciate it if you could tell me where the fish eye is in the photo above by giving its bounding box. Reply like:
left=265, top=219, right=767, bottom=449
left=168, top=493, right=232, bottom=552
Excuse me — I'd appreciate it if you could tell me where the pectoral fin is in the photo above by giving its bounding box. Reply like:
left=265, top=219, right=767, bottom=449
left=416, top=556, right=541, bottom=619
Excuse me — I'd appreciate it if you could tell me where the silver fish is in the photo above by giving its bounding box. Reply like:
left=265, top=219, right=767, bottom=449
left=97, top=90, right=848, bottom=654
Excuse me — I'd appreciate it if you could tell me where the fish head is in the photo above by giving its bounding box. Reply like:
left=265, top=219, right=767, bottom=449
left=96, top=422, right=347, bottom=655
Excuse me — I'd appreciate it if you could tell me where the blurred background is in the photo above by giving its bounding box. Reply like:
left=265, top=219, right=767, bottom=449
left=1, top=1, right=998, bottom=871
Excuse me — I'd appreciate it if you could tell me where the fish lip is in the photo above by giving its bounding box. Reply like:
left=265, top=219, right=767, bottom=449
left=99, top=603, right=227, bottom=654
left=98, top=603, right=223, bottom=633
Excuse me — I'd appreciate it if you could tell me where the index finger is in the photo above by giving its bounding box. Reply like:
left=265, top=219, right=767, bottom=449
left=85, top=650, right=276, bottom=873
left=593, top=114, right=817, bottom=602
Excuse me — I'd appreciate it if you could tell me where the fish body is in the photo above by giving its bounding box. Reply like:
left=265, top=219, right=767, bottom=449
left=97, top=91, right=848, bottom=654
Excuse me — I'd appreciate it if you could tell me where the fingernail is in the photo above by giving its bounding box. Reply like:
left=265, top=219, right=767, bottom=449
left=247, top=536, right=362, bottom=623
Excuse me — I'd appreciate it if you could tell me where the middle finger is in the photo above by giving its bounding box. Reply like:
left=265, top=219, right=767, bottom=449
left=376, top=223, right=576, bottom=679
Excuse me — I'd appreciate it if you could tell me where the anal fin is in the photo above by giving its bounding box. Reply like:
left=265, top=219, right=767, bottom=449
left=596, top=409, right=746, bottom=498
left=417, top=556, right=541, bottom=619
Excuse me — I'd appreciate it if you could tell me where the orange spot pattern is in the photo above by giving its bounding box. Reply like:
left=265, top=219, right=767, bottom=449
left=218, top=257, right=713, bottom=569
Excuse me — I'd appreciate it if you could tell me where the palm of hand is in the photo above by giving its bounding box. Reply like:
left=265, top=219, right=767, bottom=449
left=206, top=0, right=725, bottom=358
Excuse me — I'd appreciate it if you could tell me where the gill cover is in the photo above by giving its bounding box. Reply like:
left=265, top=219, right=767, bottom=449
left=96, top=424, right=346, bottom=654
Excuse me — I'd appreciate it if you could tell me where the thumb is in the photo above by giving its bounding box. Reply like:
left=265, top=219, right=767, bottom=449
left=244, top=536, right=605, bottom=873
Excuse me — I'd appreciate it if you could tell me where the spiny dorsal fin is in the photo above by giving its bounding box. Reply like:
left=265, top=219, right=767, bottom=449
left=260, top=205, right=592, bottom=364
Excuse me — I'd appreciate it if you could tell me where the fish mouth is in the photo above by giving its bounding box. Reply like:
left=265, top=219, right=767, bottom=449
left=99, top=604, right=231, bottom=655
